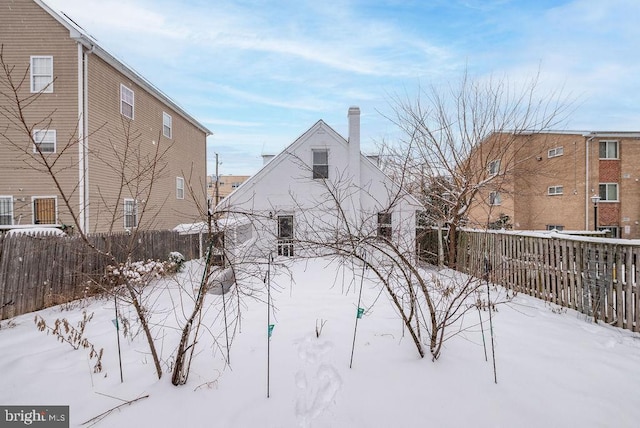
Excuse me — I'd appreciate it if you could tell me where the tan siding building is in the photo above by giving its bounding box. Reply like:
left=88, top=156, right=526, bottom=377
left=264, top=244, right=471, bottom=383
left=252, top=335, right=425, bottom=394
left=0, top=0, right=211, bottom=233
left=466, top=132, right=640, bottom=238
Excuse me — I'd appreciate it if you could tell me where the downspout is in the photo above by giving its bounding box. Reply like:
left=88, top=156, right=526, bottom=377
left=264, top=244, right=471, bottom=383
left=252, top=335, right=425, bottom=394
left=585, top=135, right=595, bottom=230
left=77, top=42, right=86, bottom=233
left=77, top=41, right=93, bottom=233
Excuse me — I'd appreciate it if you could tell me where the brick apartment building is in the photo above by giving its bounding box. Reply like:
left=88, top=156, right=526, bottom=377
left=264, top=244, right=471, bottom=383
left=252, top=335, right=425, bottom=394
left=466, top=131, right=640, bottom=239
left=207, top=175, right=250, bottom=205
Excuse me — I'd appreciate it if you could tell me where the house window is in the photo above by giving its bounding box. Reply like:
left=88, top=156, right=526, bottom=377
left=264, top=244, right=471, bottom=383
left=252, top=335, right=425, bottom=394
left=176, top=177, right=185, bottom=200
left=377, top=212, right=392, bottom=239
left=33, top=129, right=56, bottom=153
left=546, top=225, right=564, bottom=231
left=231, top=182, right=241, bottom=189
left=163, top=112, right=172, bottom=138
left=312, top=149, right=329, bottom=179
left=599, top=183, right=618, bottom=202
left=30, top=56, right=53, bottom=93
left=488, top=159, right=500, bottom=176
left=120, top=84, right=134, bottom=119
left=124, top=198, right=138, bottom=228
left=0, top=196, right=13, bottom=225
left=489, top=191, right=501, bottom=206
left=548, top=185, right=563, bottom=195
left=548, top=146, right=563, bottom=158
left=599, top=141, right=618, bottom=159
left=277, top=215, right=294, bottom=257
left=32, top=196, right=56, bottom=224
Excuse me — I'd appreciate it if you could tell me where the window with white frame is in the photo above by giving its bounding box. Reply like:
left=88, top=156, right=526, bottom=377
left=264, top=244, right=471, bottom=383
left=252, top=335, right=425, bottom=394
left=30, top=56, right=53, bottom=93
left=124, top=198, right=138, bottom=228
left=0, top=196, right=13, bottom=225
left=231, top=182, right=241, bottom=189
left=488, top=159, right=500, bottom=176
left=598, top=226, right=619, bottom=238
left=548, top=146, right=564, bottom=158
left=277, top=215, right=294, bottom=257
left=163, top=112, right=172, bottom=138
left=599, top=183, right=618, bottom=201
left=176, top=177, right=185, bottom=199
left=489, top=191, right=501, bottom=206
left=377, top=212, right=392, bottom=239
left=548, top=185, right=563, bottom=195
left=33, top=129, right=56, bottom=153
left=312, top=149, right=329, bottom=179
left=546, top=225, right=564, bottom=231
left=120, top=84, right=134, bottom=119
left=599, top=141, right=618, bottom=159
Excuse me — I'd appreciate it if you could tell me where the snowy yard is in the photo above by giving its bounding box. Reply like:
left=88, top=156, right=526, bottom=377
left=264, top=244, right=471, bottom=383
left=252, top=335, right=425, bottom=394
left=1, top=257, right=639, bottom=427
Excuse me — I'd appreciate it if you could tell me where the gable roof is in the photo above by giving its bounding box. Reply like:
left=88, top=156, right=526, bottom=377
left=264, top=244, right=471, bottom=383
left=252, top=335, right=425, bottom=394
left=216, top=118, right=422, bottom=210
left=36, top=0, right=212, bottom=136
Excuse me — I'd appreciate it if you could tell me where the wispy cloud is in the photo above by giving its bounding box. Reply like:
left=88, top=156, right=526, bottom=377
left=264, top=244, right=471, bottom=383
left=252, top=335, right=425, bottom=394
left=43, top=0, right=640, bottom=174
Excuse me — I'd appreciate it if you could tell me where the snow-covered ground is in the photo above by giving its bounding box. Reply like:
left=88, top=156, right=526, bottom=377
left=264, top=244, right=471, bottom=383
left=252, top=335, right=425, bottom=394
left=1, top=257, right=639, bottom=427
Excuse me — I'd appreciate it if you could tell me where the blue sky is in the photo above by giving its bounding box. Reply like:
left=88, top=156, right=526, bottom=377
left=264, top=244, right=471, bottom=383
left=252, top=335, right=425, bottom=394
left=44, top=0, right=640, bottom=176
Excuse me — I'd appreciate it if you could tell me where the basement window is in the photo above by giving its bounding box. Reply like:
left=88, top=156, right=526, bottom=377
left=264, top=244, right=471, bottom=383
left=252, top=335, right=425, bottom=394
left=548, top=186, right=563, bottom=195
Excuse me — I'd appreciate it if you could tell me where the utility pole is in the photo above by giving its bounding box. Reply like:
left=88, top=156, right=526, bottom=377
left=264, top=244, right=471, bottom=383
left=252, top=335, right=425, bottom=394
left=215, top=153, right=220, bottom=206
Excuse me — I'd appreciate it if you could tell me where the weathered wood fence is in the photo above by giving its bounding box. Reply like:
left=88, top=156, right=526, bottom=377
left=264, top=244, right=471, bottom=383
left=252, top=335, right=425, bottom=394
left=422, top=229, right=640, bottom=332
left=0, top=230, right=200, bottom=320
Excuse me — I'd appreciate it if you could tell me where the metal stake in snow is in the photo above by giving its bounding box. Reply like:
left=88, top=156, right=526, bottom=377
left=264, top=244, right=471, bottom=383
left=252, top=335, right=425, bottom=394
left=221, top=260, right=230, bottom=365
left=114, top=293, right=124, bottom=383
left=477, top=298, right=488, bottom=362
left=266, top=252, right=273, bottom=398
left=349, top=254, right=366, bottom=369
left=484, top=257, right=497, bottom=384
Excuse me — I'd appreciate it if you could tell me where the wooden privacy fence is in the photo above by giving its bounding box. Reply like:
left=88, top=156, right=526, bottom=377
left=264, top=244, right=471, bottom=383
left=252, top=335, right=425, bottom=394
left=422, top=229, right=640, bottom=332
left=0, top=230, right=200, bottom=320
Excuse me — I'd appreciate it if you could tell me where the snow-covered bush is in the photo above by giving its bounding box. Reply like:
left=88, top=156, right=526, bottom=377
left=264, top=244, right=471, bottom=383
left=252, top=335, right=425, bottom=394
left=104, top=259, right=168, bottom=287
left=167, top=251, right=185, bottom=273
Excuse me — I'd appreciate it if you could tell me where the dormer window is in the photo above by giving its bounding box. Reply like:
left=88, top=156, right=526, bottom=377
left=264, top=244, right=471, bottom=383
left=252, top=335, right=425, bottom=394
left=312, top=149, right=329, bottom=179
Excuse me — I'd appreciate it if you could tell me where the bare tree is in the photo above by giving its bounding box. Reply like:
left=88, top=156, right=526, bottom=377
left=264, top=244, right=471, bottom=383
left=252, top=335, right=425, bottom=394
left=0, top=46, right=178, bottom=379
left=214, top=153, right=498, bottom=361
left=381, top=70, right=572, bottom=268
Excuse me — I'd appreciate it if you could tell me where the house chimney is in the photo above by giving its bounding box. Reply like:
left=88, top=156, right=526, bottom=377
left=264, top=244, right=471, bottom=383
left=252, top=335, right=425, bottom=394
left=348, top=106, right=361, bottom=190
left=262, top=154, right=275, bottom=165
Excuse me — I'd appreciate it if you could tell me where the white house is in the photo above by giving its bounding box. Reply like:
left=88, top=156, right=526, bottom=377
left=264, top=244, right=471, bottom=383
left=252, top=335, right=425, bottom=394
left=215, top=107, right=423, bottom=259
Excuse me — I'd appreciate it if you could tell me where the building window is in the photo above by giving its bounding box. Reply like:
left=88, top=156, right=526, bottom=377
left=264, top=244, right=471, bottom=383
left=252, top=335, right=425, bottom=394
left=377, top=212, right=392, bottom=239
left=124, top=198, right=138, bottom=228
left=176, top=177, right=185, bottom=200
left=33, top=129, right=56, bottom=153
left=546, top=225, right=564, bottom=231
left=598, top=226, right=619, bottom=238
left=32, top=196, right=57, bottom=224
left=163, top=112, right=172, bottom=138
left=488, top=159, right=500, bottom=176
left=30, top=56, right=53, bottom=93
left=0, top=196, right=13, bottom=225
left=548, top=185, right=563, bottom=195
left=120, top=84, right=134, bottom=119
left=277, top=215, right=294, bottom=257
left=231, top=182, right=241, bottom=189
left=548, top=146, right=563, bottom=158
left=312, top=149, right=329, bottom=179
left=599, top=141, right=618, bottom=159
left=489, top=191, right=501, bottom=206
left=599, top=183, right=618, bottom=202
